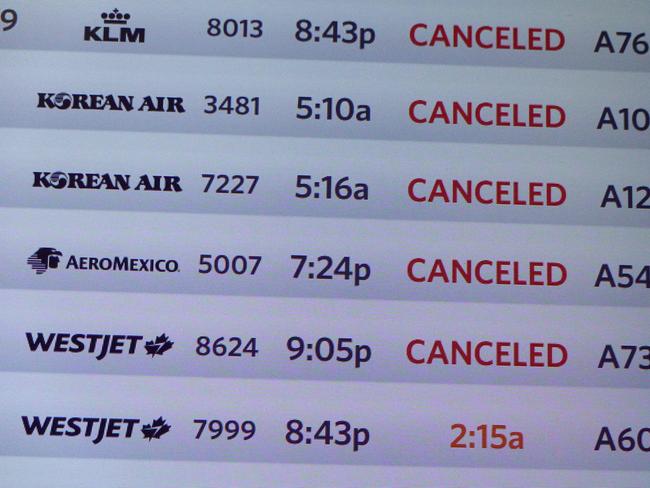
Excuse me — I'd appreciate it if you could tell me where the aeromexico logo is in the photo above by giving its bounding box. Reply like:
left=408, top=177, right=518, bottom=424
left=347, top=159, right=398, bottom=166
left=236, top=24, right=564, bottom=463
left=26, top=332, right=174, bottom=360
left=37, top=92, right=185, bottom=112
left=22, top=415, right=171, bottom=444
left=27, top=247, right=180, bottom=274
left=27, top=247, right=62, bottom=275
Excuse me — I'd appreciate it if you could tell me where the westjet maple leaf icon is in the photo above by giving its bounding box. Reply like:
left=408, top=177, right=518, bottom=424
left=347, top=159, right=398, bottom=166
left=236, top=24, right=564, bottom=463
left=141, top=417, right=171, bottom=441
left=144, top=334, right=174, bottom=357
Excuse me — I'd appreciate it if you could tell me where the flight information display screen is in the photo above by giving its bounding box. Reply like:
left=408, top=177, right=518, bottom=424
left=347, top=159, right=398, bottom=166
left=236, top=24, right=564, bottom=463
left=1, top=1, right=649, bottom=486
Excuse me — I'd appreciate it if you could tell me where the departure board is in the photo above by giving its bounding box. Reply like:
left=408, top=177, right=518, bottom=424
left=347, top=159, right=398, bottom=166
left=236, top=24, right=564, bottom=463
left=1, top=1, right=649, bottom=486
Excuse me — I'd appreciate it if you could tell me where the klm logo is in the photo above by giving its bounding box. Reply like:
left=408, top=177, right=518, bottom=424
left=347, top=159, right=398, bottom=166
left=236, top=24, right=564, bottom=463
left=84, top=9, right=145, bottom=43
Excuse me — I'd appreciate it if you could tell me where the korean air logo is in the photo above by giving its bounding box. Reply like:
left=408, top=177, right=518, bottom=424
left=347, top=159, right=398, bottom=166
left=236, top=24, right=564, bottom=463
left=51, top=93, right=72, bottom=109
left=27, top=247, right=62, bottom=275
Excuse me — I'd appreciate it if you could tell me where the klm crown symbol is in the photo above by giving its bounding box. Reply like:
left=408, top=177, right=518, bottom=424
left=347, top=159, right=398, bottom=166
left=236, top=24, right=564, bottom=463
left=101, top=8, right=130, bottom=25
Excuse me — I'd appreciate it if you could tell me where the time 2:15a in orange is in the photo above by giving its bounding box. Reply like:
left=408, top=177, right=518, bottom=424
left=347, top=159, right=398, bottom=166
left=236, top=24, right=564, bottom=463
left=451, top=423, right=524, bottom=450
